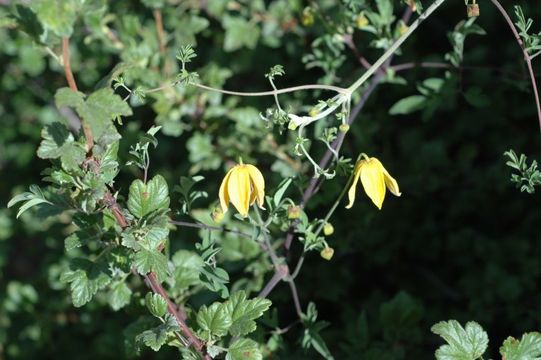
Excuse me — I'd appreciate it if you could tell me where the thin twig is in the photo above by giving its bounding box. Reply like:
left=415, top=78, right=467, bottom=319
left=531, top=49, right=541, bottom=61
left=489, top=0, right=541, bottom=130
left=288, top=281, right=303, bottom=318
left=258, top=265, right=288, bottom=298
left=170, top=219, right=252, bottom=238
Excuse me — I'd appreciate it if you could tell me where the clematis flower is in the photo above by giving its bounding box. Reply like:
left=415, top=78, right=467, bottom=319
left=346, top=156, right=401, bottom=210
left=219, top=162, right=265, bottom=217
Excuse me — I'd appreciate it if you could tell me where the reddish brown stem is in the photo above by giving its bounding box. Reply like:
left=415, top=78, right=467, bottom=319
left=62, top=37, right=78, bottom=92
left=489, top=0, right=541, bottom=131
left=62, top=37, right=94, bottom=151
left=153, top=9, right=166, bottom=55
left=146, top=273, right=210, bottom=359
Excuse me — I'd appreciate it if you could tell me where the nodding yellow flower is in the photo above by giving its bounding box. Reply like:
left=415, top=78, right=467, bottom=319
left=219, top=163, right=265, bottom=218
left=346, top=156, right=401, bottom=210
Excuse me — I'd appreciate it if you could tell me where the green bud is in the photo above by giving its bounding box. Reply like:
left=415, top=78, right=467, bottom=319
left=287, top=205, right=301, bottom=219
left=212, top=207, right=224, bottom=223
left=323, top=222, right=334, bottom=236
left=339, top=123, right=350, bottom=133
left=320, top=247, right=334, bottom=260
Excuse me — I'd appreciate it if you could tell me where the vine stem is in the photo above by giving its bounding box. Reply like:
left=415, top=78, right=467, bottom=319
left=170, top=219, right=252, bottom=238
left=146, top=81, right=347, bottom=96
left=488, top=0, right=541, bottom=131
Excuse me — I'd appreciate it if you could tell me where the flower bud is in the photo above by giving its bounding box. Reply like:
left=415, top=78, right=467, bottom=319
left=301, top=8, right=314, bottom=26
left=356, top=14, right=369, bottom=29
left=467, top=4, right=479, bottom=18
left=320, top=247, right=334, bottom=260
left=397, top=21, right=408, bottom=36
left=339, top=123, right=350, bottom=133
left=323, top=222, right=334, bottom=236
left=309, top=107, right=320, bottom=117
left=212, top=207, right=224, bottom=223
left=287, top=205, right=301, bottom=219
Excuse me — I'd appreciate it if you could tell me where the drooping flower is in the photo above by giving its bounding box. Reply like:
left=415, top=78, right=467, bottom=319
left=346, top=156, right=401, bottom=210
left=219, top=162, right=265, bottom=217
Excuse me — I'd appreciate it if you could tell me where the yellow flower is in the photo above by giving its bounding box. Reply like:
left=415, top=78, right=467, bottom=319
left=219, top=163, right=265, bottom=217
left=346, top=156, right=401, bottom=210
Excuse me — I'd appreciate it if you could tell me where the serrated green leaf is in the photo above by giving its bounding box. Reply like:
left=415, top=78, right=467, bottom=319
left=60, top=258, right=111, bottom=307
left=133, top=249, right=170, bottom=282
left=145, top=293, right=168, bottom=318
left=226, top=338, right=262, bottom=360
left=55, top=87, right=85, bottom=108
left=389, top=95, right=426, bottom=115
left=500, top=332, right=541, bottom=360
left=32, top=0, right=80, bottom=37
left=431, top=320, right=488, bottom=360
left=224, top=291, right=271, bottom=336
left=172, top=250, right=204, bottom=291
left=127, top=175, right=170, bottom=219
left=37, top=121, right=86, bottom=171
left=136, top=314, right=179, bottom=352
left=79, top=88, right=132, bottom=140
left=109, top=282, right=132, bottom=311
left=223, top=16, right=260, bottom=52
left=55, top=87, right=132, bottom=141
left=197, top=302, right=232, bottom=339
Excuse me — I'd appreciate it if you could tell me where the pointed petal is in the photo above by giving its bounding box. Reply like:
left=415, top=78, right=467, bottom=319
left=382, top=166, right=402, bottom=197
left=227, top=165, right=251, bottom=217
left=219, top=167, right=234, bottom=213
left=345, top=160, right=364, bottom=209
left=360, top=158, right=386, bottom=210
left=246, top=164, right=265, bottom=209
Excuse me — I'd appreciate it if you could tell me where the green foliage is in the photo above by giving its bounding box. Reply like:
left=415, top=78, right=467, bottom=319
left=431, top=320, right=488, bottom=360
left=500, top=332, right=541, bottom=360
left=127, top=175, right=170, bottom=219
left=515, top=6, right=541, bottom=55
left=505, top=150, right=541, bottom=193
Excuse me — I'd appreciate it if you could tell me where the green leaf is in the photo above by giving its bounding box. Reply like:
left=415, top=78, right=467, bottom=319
left=60, top=258, right=111, bottom=307
left=389, top=95, right=426, bottom=115
left=172, top=250, right=204, bottom=291
left=500, top=332, right=541, bottom=360
left=197, top=303, right=232, bottom=339
left=55, top=87, right=132, bottom=141
left=224, top=291, right=272, bottom=337
left=145, top=293, right=168, bottom=318
left=8, top=185, right=52, bottom=219
left=133, top=249, right=170, bottom=282
left=109, top=282, right=132, bottom=311
left=37, top=122, right=86, bottom=171
left=80, top=88, right=132, bottom=140
left=223, top=16, right=260, bottom=52
left=226, top=338, right=262, bottom=360
left=136, top=314, right=179, bottom=352
left=431, top=320, right=488, bottom=360
left=127, top=175, right=170, bottom=219
left=32, top=0, right=80, bottom=37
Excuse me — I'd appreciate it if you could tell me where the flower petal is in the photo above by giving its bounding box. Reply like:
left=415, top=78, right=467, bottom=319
left=382, top=166, right=401, bottom=197
left=360, top=158, right=386, bottom=210
left=345, top=160, right=365, bottom=209
left=227, top=165, right=251, bottom=217
left=246, top=164, right=265, bottom=209
left=219, top=167, right=234, bottom=213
